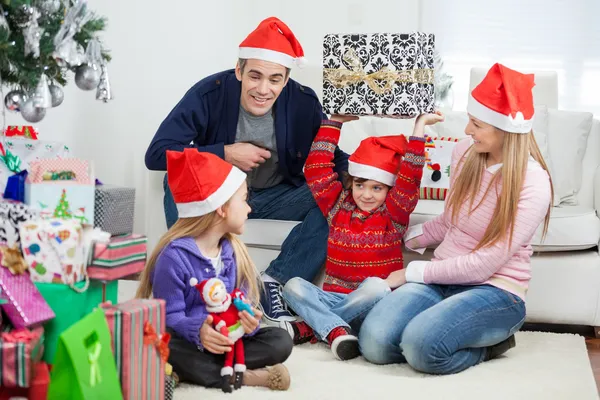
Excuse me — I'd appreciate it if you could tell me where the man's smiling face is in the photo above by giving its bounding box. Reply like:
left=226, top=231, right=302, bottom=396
left=235, top=59, right=289, bottom=116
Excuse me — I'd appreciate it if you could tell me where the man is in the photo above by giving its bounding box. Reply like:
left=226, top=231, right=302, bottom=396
left=145, top=17, right=348, bottom=327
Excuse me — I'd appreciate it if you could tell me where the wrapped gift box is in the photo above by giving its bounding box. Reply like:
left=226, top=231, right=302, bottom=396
left=0, top=362, right=50, bottom=400
left=322, top=32, right=435, bottom=118
left=95, top=184, right=136, bottom=236
left=0, top=137, right=70, bottom=194
left=35, top=279, right=118, bottom=364
left=102, top=299, right=168, bottom=400
left=87, top=234, right=147, bottom=281
left=0, top=325, right=44, bottom=388
left=19, top=218, right=86, bottom=285
left=419, top=136, right=460, bottom=200
left=0, top=199, right=38, bottom=247
left=25, top=158, right=95, bottom=225
left=0, top=245, right=55, bottom=329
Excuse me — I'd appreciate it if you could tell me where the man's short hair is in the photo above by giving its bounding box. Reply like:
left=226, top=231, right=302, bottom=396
left=238, top=58, right=290, bottom=79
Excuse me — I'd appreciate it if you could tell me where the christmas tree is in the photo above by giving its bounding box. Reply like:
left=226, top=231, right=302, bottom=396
left=53, top=188, right=72, bottom=219
left=0, top=0, right=112, bottom=123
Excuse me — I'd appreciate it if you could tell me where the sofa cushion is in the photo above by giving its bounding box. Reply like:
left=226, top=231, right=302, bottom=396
left=410, top=200, right=600, bottom=252
left=241, top=202, right=600, bottom=253
left=546, top=110, right=594, bottom=205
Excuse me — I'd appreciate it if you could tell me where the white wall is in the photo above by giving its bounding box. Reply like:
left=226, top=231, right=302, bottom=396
left=3, top=0, right=420, bottom=250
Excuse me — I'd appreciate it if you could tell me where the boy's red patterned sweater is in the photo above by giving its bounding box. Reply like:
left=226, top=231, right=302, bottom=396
left=305, top=120, right=426, bottom=294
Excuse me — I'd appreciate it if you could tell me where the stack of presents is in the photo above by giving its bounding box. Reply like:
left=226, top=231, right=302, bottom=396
left=0, top=127, right=174, bottom=399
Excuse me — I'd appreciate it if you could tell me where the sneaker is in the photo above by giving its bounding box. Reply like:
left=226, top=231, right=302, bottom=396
left=327, top=326, right=360, bottom=361
left=484, top=335, right=516, bottom=361
left=290, top=321, right=316, bottom=345
left=259, top=281, right=297, bottom=323
left=242, top=364, right=291, bottom=391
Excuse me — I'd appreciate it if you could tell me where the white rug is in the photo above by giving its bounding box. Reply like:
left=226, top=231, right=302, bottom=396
left=174, top=331, right=599, bottom=400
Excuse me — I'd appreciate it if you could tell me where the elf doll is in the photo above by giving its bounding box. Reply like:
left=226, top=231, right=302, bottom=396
left=192, top=277, right=254, bottom=392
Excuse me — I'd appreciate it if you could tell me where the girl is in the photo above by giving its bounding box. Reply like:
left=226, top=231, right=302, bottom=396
left=136, top=149, right=293, bottom=391
left=282, top=112, right=443, bottom=361
left=359, top=63, right=553, bottom=374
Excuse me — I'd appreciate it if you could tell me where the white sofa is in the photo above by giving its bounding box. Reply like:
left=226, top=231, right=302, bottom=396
left=240, top=70, right=600, bottom=337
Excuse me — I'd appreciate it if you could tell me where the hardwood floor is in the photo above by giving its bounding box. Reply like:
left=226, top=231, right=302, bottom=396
left=523, top=323, right=599, bottom=393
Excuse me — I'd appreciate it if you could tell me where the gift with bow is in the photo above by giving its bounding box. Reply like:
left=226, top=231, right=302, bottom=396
left=102, top=299, right=167, bottom=400
left=143, top=321, right=171, bottom=362
left=0, top=325, right=44, bottom=388
left=322, top=32, right=436, bottom=118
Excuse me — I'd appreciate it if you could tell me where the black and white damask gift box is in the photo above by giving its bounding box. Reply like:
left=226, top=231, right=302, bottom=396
left=94, top=184, right=136, bottom=236
left=323, top=32, right=435, bottom=118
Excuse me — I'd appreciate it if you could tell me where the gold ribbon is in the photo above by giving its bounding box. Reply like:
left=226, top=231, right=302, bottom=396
left=88, top=342, right=102, bottom=387
left=323, top=49, right=434, bottom=95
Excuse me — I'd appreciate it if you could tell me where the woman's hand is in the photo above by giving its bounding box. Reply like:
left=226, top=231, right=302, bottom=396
left=413, top=111, right=445, bottom=137
left=199, top=315, right=234, bottom=354
left=385, top=269, right=407, bottom=289
left=330, top=114, right=360, bottom=124
left=239, top=307, right=263, bottom=334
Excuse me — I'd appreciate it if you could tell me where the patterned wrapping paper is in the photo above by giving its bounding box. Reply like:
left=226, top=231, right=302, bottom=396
left=0, top=325, right=44, bottom=388
left=87, top=234, right=147, bottom=281
left=94, top=185, right=136, bottom=236
left=0, top=200, right=38, bottom=247
left=322, top=32, right=435, bottom=118
left=19, top=218, right=86, bottom=285
left=102, top=299, right=167, bottom=400
left=25, top=158, right=95, bottom=225
left=0, top=244, right=55, bottom=329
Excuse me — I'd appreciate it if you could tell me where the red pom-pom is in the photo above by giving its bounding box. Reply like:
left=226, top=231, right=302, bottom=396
left=432, top=163, right=441, bottom=171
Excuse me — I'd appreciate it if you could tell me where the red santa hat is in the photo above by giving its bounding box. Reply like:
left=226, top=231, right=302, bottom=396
left=348, top=135, right=409, bottom=186
left=467, top=63, right=535, bottom=134
left=239, top=17, right=306, bottom=69
left=166, top=149, right=246, bottom=218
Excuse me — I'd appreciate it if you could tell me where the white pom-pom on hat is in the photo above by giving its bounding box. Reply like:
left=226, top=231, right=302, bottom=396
left=189, top=277, right=198, bottom=287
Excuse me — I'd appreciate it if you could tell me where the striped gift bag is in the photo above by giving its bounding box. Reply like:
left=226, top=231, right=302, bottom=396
left=102, top=299, right=168, bottom=400
left=87, top=235, right=147, bottom=281
left=0, top=325, right=44, bottom=388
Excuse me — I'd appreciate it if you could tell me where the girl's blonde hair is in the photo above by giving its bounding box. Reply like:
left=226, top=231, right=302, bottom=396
left=445, top=130, right=553, bottom=251
left=136, top=207, right=262, bottom=304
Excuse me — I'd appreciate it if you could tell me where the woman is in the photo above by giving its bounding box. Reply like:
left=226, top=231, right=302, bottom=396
left=358, top=63, right=553, bottom=375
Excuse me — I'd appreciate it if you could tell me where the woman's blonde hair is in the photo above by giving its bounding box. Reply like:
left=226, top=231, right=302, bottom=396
left=136, top=206, right=262, bottom=304
left=445, top=130, right=553, bottom=251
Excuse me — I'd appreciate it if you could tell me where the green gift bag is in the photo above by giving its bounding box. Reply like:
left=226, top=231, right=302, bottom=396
left=48, top=308, right=123, bottom=400
left=35, top=279, right=118, bottom=363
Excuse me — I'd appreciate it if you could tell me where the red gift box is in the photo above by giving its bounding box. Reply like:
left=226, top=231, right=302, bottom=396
left=4, top=126, right=39, bottom=140
left=0, top=362, right=50, bottom=400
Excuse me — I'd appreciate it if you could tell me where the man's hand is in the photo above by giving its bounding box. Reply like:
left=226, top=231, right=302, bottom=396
left=412, top=111, right=445, bottom=138
left=199, top=315, right=234, bottom=354
left=239, top=307, right=263, bottom=334
left=385, top=269, right=407, bottom=290
left=224, top=142, right=271, bottom=172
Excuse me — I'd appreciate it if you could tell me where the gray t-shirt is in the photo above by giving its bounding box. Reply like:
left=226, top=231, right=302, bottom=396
left=235, top=106, right=284, bottom=189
